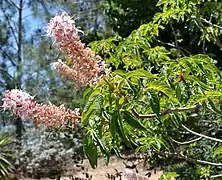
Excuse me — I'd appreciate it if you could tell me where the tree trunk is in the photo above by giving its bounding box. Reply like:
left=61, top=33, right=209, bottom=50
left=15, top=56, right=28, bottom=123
left=15, top=0, right=23, bottom=138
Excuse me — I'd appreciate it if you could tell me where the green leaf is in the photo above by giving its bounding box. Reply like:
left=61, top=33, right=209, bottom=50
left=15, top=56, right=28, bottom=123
left=0, top=136, right=11, bottom=146
left=149, top=90, right=160, bottom=115
left=110, top=112, right=118, bottom=138
left=175, top=82, right=185, bottom=103
left=206, top=91, right=222, bottom=98
left=214, top=145, right=222, bottom=157
left=84, top=131, right=98, bottom=169
left=161, top=171, right=180, bottom=178
left=186, top=76, right=210, bottom=90
left=125, top=79, right=138, bottom=94
left=104, top=154, right=110, bottom=166
left=146, top=82, right=178, bottom=103
left=83, top=87, right=94, bottom=102
left=119, top=96, right=125, bottom=105
left=126, top=70, right=157, bottom=79
left=113, top=147, right=122, bottom=158
left=170, top=113, right=181, bottom=128
left=82, top=92, right=103, bottom=126
left=189, top=91, right=222, bottom=105
left=189, top=94, right=207, bottom=105
left=156, top=0, right=169, bottom=7
left=82, top=103, right=96, bottom=126
left=92, top=131, right=110, bottom=165
left=113, top=70, right=127, bottom=77
left=95, top=94, right=103, bottom=113
left=83, top=96, right=96, bottom=113
left=122, top=111, right=148, bottom=131
left=208, top=98, right=221, bottom=114
left=116, top=114, right=131, bottom=147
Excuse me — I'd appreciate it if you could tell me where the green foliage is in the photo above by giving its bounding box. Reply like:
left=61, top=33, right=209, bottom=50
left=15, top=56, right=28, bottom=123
left=83, top=0, right=222, bottom=178
left=0, top=134, right=14, bottom=179
left=84, top=130, right=98, bottom=168
left=214, top=146, right=222, bottom=157
left=159, top=172, right=180, bottom=180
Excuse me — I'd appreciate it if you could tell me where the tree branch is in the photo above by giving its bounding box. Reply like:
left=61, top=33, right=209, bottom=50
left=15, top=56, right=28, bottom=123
left=155, top=151, right=222, bottom=166
left=182, top=124, right=222, bottom=143
left=132, top=103, right=201, bottom=118
left=104, top=78, right=202, bottom=119
left=170, top=23, right=184, bottom=56
left=200, top=17, right=222, bottom=30
left=211, top=174, right=222, bottom=178
left=170, top=137, right=202, bottom=145
left=192, top=17, right=222, bottom=50
left=17, top=0, right=23, bottom=87
left=0, top=47, right=17, bottom=67
left=155, top=38, right=191, bottom=55
left=5, top=0, right=19, bottom=9
left=1, top=8, right=19, bottom=46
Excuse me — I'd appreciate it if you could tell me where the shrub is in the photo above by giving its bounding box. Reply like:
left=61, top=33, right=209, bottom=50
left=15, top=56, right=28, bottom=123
left=13, top=126, right=83, bottom=178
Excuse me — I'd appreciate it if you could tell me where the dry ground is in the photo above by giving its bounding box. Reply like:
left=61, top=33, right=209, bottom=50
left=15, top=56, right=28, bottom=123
left=19, top=156, right=163, bottom=180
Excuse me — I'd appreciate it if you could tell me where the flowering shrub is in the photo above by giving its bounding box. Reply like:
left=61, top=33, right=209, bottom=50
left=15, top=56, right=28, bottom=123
left=2, top=1, right=222, bottom=178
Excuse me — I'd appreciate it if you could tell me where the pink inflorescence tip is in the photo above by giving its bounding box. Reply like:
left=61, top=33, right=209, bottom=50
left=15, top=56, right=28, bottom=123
left=2, top=89, right=80, bottom=128
left=2, top=89, right=36, bottom=119
left=46, top=13, right=105, bottom=87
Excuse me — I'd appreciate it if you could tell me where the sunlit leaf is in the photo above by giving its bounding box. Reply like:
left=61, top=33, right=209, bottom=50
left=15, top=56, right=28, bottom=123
left=122, top=110, right=147, bottom=131
left=214, top=145, right=222, bottom=157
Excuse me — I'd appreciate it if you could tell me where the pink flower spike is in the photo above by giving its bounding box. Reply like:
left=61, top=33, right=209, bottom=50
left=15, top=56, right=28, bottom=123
left=46, top=13, right=105, bottom=87
left=2, top=89, right=36, bottom=119
left=2, top=89, right=80, bottom=128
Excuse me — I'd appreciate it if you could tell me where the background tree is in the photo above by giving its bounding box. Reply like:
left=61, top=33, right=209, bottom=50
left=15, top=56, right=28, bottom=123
left=102, top=0, right=222, bottom=67
left=102, top=0, right=159, bottom=37
left=0, top=0, right=25, bottom=137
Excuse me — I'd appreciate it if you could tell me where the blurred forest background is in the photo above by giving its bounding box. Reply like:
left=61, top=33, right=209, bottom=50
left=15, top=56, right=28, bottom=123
left=1, top=0, right=222, bottom=179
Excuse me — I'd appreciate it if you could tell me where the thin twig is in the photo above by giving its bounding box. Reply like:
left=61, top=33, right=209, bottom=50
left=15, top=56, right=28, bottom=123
left=191, top=16, right=222, bottom=30
left=1, top=8, right=19, bottom=46
left=132, top=103, right=201, bottom=118
left=171, top=137, right=202, bottom=145
left=155, top=151, right=222, bottom=166
left=182, top=124, right=222, bottom=143
left=155, top=38, right=191, bottom=55
left=196, top=159, right=222, bottom=166
left=193, top=17, right=222, bottom=50
left=211, top=174, right=222, bottom=178
left=0, top=47, right=17, bottom=67
left=170, top=23, right=184, bottom=56
left=200, top=17, right=222, bottom=30
left=6, top=0, right=19, bottom=9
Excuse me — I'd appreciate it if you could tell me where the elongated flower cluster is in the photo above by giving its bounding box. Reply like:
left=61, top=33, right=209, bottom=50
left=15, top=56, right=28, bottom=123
left=2, top=89, right=80, bottom=128
left=2, top=89, right=36, bottom=119
left=47, top=13, right=105, bottom=87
